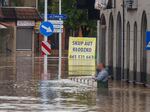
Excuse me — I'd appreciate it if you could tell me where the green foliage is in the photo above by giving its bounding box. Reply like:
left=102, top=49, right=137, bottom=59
left=38, top=0, right=97, bottom=36
left=62, top=0, right=85, bottom=30
left=57, top=0, right=96, bottom=31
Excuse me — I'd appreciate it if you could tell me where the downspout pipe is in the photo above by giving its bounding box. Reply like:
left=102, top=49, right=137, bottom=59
left=122, top=0, right=125, bottom=80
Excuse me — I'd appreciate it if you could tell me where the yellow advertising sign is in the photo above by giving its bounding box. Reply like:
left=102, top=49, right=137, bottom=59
left=68, top=59, right=96, bottom=76
left=68, top=37, right=96, bottom=59
left=34, top=21, right=41, bottom=30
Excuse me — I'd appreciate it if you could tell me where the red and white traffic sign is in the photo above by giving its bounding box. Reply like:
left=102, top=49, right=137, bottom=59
left=41, top=41, right=51, bottom=55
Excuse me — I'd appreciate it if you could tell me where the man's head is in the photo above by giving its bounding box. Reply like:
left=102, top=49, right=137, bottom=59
left=97, top=63, right=105, bottom=71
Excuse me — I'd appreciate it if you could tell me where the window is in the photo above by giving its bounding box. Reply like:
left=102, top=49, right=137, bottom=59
left=0, top=0, right=9, bottom=6
left=95, top=0, right=113, bottom=9
left=125, top=0, right=138, bottom=10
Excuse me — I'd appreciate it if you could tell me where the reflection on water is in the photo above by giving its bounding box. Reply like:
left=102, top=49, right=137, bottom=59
left=68, top=59, right=96, bottom=76
left=0, top=57, right=150, bottom=112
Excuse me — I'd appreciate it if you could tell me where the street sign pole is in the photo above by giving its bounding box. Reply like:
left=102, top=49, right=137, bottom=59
left=44, top=0, right=48, bottom=74
left=58, top=0, right=62, bottom=80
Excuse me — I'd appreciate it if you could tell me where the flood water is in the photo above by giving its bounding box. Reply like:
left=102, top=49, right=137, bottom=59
left=0, top=56, right=150, bottom=112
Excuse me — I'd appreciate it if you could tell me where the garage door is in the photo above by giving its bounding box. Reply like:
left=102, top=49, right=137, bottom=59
left=16, top=28, right=32, bottom=50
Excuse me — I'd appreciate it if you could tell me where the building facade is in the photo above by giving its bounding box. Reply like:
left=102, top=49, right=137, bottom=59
left=97, top=0, right=150, bottom=86
left=9, top=0, right=36, bottom=7
left=0, top=0, right=9, bottom=6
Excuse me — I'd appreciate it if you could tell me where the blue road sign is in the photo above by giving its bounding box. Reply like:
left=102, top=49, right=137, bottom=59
left=40, top=21, right=54, bottom=37
left=41, top=14, right=67, bottom=20
left=145, top=31, right=150, bottom=50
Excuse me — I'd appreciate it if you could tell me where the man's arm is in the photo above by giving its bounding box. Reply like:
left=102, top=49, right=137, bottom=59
left=95, top=71, right=108, bottom=81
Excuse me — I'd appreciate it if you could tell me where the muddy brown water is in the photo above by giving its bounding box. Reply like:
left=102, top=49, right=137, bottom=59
left=0, top=57, right=150, bottom=112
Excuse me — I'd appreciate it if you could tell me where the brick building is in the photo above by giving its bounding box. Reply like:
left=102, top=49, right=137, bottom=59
left=0, top=6, right=41, bottom=56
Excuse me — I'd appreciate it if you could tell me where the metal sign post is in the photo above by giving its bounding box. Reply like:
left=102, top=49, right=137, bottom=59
left=40, top=0, right=54, bottom=76
left=44, top=0, right=48, bottom=74
left=58, top=0, right=62, bottom=80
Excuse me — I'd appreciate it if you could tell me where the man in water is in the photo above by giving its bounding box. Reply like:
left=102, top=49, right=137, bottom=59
left=94, top=63, right=109, bottom=88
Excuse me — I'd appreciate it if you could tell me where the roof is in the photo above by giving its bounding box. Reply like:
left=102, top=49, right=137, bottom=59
left=0, top=7, right=41, bottom=21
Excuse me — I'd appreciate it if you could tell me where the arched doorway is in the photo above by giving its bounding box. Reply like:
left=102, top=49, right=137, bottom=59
left=126, top=22, right=130, bottom=81
left=116, top=12, right=122, bottom=80
left=100, top=14, right=106, bottom=64
left=108, top=13, right=114, bottom=77
left=141, top=11, right=147, bottom=84
left=133, top=22, right=137, bottom=83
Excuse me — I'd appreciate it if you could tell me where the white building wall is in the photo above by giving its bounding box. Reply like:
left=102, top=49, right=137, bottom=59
left=99, top=0, right=150, bottom=85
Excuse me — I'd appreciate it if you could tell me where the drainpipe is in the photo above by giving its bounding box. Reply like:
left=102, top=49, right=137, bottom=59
left=97, top=20, right=100, bottom=64
left=121, top=2, right=126, bottom=112
left=122, top=0, right=125, bottom=80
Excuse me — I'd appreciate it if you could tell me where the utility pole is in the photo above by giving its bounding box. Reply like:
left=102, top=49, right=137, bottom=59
left=58, top=0, right=62, bottom=80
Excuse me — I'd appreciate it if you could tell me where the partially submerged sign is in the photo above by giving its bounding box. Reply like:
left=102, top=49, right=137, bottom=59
left=68, top=37, right=96, bottom=59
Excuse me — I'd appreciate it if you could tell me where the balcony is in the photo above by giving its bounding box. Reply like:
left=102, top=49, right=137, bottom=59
left=95, top=0, right=114, bottom=10
left=125, top=0, right=138, bottom=10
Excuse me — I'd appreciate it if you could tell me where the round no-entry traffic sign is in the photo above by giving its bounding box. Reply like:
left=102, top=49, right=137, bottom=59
left=40, top=21, right=54, bottom=37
